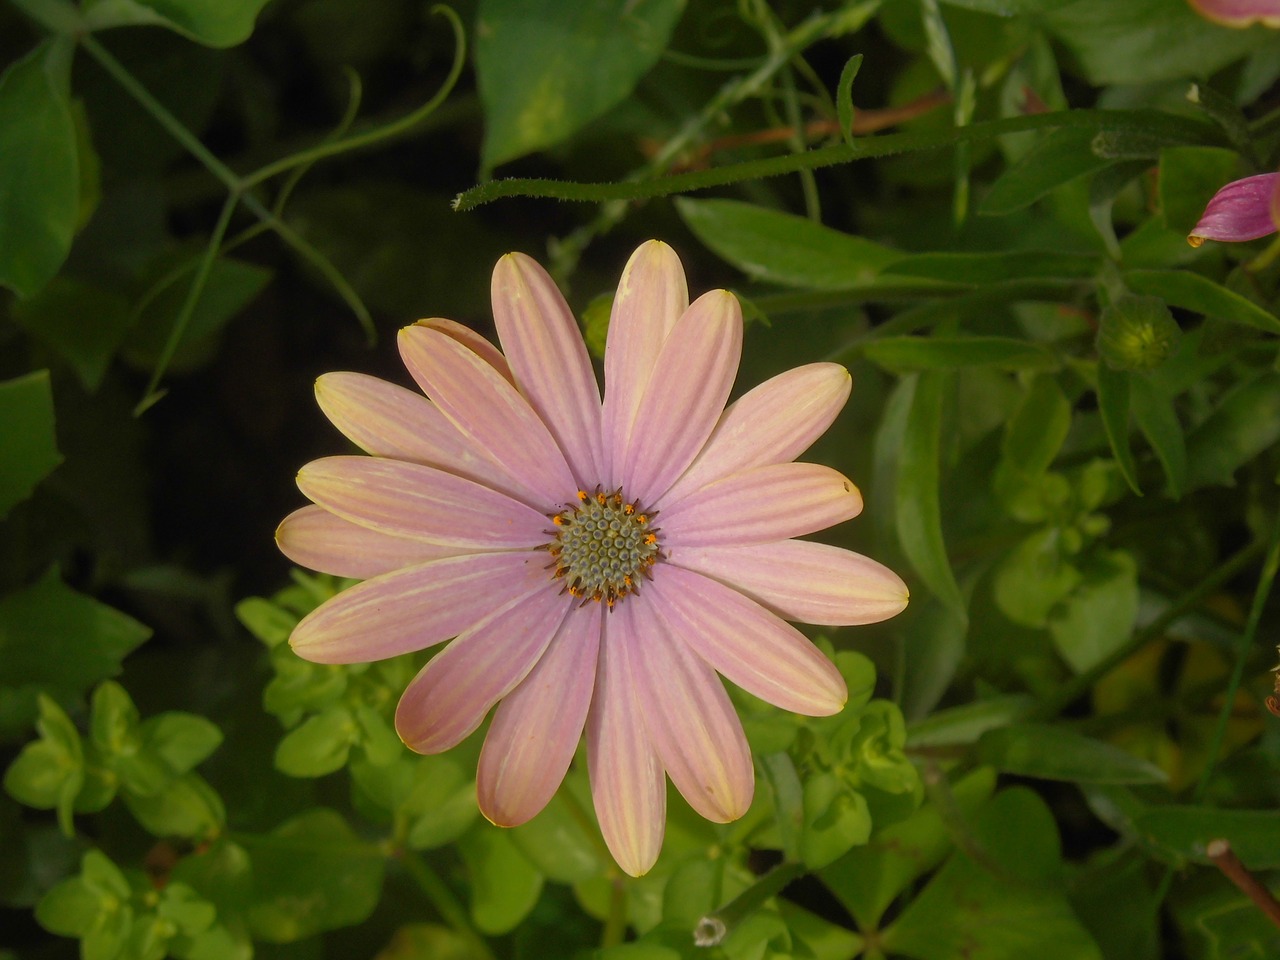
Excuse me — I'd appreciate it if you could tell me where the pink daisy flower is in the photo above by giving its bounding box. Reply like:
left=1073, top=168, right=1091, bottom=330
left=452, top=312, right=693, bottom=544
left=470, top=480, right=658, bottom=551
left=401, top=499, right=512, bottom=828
left=1185, top=0, right=1280, bottom=27
left=277, top=241, right=909, bottom=876
left=1188, top=172, right=1280, bottom=246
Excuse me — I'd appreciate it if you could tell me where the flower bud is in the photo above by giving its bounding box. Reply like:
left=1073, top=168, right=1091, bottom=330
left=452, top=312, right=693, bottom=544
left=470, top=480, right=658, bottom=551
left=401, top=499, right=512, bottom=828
left=1096, top=295, right=1182, bottom=371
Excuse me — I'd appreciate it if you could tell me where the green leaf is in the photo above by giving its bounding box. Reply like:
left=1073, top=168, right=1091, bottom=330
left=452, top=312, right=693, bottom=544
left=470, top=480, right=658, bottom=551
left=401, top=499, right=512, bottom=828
left=1044, top=0, right=1277, bottom=85
left=242, top=809, right=385, bottom=941
left=11, top=279, right=134, bottom=391
left=0, top=371, right=63, bottom=519
left=0, top=568, right=150, bottom=735
left=1068, top=849, right=1160, bottom=960
left=0, top=42, right=78, bottom=298
left=1185, top=372, right=1280, bottom=491
left=476, top=0, right=683, bottom=169
left=81, top=0, right=273, bottom=47
left=818, top=767, right=996, bottom=929
left=800, top=772, right=872, bottom=870
left=1004, top=376, right=1071, bottom=476
left=883, top=250, right=1099, bottom=283
left=899, top=597, right=968, bottom=720
left=1124, top=269, right=1280, bottom=336
left=89, top=681, right=140, bottom=759
left=661, top=858, right=724, bottom=928
left=1094, top=364, right=1141, bottom=495
left=1172, top=881, right=1280, bottom=960
left=509, top=791, right=605, bottom=884
left=156, top=882, right=216, bottom=937
left=141, top=713, right=222, bottom=775
left=458, top=824, right=544, bottom=935
left=122, top=773, right=222, bottom=839
left=993, top=530, right=1081, bottom=628
left=778, top=902, right=866, bottom=960
left=122, top=255, right=272, bottom=372
left=1129, top=373, right=1187, bottom=498
left=1087, top=786, right=1280, bottom=869
left=863, top=335, right=1058, bottom=373
left=882, top=788, right=1103, bottom=960
left=401, top=754, right=479, bottom=850
left=36, top=877, right=106, bottom=937
left=896, top=372, right=967, bottom=621
left=274, top=705, right=358, bottom=778
left=907, top=695, right=1035, bottom=748
left=1158, top=146, right=1241, bottom=236
left=980, top=126, right=1116, bottom=215
left=233, top=597, right=297, bottom=649
left=1048, top=550, right=1139, bottom=673
left=123, top=773, right=224, bottom=839
left=977, top=723, right=1166, bottom=784
left=677, top=198, right=902, bottom=289
left=581, top=291, right=612, bottom=361
left=4, top=694, right=89, bottom=834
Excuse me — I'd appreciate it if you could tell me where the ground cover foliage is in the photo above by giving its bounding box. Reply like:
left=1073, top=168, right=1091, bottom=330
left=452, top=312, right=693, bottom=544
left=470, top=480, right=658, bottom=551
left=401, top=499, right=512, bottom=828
left=3, top=0, right=1280, bottom=957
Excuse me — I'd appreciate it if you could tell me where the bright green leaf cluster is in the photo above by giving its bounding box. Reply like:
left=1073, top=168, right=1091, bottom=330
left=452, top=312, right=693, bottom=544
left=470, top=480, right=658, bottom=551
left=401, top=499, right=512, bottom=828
left=4, top=682, right=223, bottom=840
left=36, top=849, right=236, bottom=960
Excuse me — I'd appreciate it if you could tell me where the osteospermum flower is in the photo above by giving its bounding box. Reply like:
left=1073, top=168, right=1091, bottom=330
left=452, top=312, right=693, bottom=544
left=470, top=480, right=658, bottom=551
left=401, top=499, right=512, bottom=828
left=277, top=241, right=909, bottom=876
left=1185, top=0, right=1280, bottom=27
left=1187, top=172, right=1280, bottom=246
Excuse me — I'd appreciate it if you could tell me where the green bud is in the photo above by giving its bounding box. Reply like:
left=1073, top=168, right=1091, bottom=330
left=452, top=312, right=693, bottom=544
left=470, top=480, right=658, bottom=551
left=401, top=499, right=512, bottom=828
left=1097, top=295, right=1181, bottom=371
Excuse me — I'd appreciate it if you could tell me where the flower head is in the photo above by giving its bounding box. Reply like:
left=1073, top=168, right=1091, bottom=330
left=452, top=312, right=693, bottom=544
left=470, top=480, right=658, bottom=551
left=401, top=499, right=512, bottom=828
left=277, top=241, right=909, bottom=876
left=1185, top=0, right=1280, bottom=27
left=1187, top=172, right=1280, bottom=246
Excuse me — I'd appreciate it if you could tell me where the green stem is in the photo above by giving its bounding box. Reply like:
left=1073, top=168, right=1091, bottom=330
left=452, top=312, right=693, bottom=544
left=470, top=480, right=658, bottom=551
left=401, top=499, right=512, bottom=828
left=455, top=108, right=1216, bottom=211
left=601, top=878, right=627, bottom=949
left=135, top=193, right=238, bottom=414
left=544, top=7, right=855, bottom=280
left=241, top=5, right=466, bottom=189
left=693, top=860, right=805, bottom=947
left=1029, top=536, right=1268, bottom=721
left=79, top=34, right=240, bottom=192
left=10, top=0, right=86, bottom=40
left=398, top=849, right=496, bottom=960
left=1192, top=508, right=1280, bottom=804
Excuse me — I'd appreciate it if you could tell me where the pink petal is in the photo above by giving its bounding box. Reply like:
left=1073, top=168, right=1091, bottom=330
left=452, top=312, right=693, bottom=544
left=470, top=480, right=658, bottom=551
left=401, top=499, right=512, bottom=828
left=276, top=505, right=457, bottom=579
left=491, top=254, right=604, bottom=485
left=477, top=604, right=602, bottom=827
left=587, top=605, right=666, bottom=877
left=1188, top=172, right=1280, bottom=245
left=659, top=463, right=863, bottom=547
left=399, top=324, right=577, bottom=508
left=620, top=290, right=743, bottom=506
left=602, top=241, right=689, bottom=487
left=646, top=564, right=846, bottom=715
left=625, top=595, right=754, bottom=823
left=290, top=552, right=549, bottom=663
left=1186, top=0, right=1280, bottom=27
left=662, top=363, right=852, bottom=506
left=314, top=372, right=528, bottom=501
left=416, top=316, right=515, bottom=384
left=296, top=456, right=549, bottom=549
left=672, top=539, right=910, bottom=626
left=395, top=585, right=571, bottom=753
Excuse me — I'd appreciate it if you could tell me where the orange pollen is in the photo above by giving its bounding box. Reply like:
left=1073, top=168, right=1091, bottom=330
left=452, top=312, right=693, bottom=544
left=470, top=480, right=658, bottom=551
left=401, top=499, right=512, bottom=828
left=543, top=486, right=662, bottom=609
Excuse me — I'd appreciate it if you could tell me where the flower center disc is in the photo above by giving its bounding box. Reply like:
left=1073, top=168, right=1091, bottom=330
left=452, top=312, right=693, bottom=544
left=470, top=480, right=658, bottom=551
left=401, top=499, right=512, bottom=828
left=548, top=490, right=660, bottom=607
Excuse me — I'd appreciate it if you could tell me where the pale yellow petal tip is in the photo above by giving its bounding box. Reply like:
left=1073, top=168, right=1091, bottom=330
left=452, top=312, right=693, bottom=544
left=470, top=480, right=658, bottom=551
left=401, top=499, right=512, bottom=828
left=1187, top=234, right=1206, bottom=248
left=614, top=850, right=658, bottom=878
